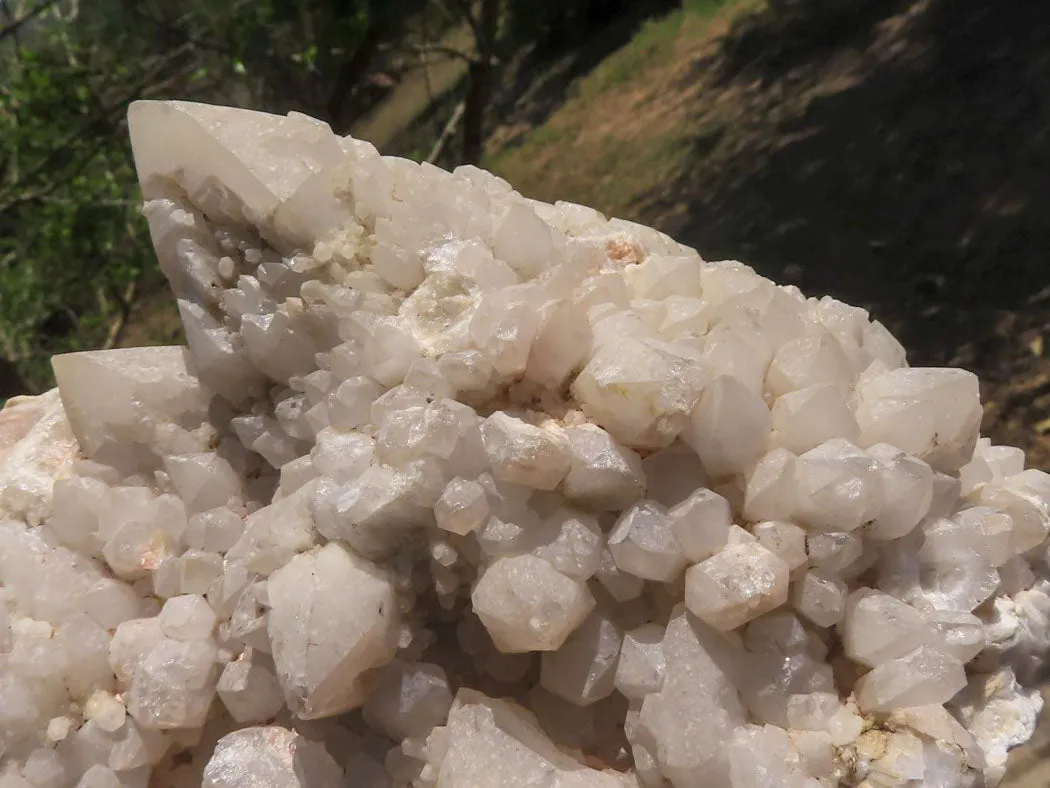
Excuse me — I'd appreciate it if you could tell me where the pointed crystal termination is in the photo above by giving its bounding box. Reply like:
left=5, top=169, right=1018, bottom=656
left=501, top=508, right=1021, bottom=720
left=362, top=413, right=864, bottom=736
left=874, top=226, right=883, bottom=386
left=267, top=543, right=398, bottom=718
left=1, top=99, right=1048, bottom=787
left=427, top=689, right=634, bottom=786
left=52, top=346, right=208, bottom=464
left=128, top=101, right=355, bottom=254
left=202, top=726, right=344, bottom=788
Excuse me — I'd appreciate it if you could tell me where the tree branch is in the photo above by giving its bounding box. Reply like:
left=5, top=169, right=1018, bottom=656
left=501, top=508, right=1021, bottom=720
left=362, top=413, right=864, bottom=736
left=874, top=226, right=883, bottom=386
left=0, top=0, right=60, bottom=43
left=461, top=0, right=501, bottom=165
left=0, top=42, right=194, bottom=214
left=405, top=42, right=476, bottom=63
left=103, top=280, right=136, bottom=349
left=427, top=100, right=465, bottom=164
left=325, top=16, right=386, bottom=132
left=127, top=5, right=234, bottom=57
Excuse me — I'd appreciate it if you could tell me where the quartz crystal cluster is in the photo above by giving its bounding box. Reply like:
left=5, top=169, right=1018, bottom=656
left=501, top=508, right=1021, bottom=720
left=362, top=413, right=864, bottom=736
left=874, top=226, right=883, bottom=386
left=2, top=100, right=1050, bottom=788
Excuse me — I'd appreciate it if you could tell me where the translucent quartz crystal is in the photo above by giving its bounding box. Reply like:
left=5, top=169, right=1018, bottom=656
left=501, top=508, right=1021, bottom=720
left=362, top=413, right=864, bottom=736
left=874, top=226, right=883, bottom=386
left=843, top=589, right=926, bottom=668
left=977, top=469, right=1050, bottom=554
left=614, top=623, right=666, bottom=700
left=202, top=727, right=344, bottom=788
left=574, top=339, right=708, bottom=450
left=158, top=594, right=217, bottom=640
left=267, top=543, right=398, bottom=718
left=472, top=555, right=594, bottom=652
left=641, top=443, right=709, bottom=508
left=854, top=647, right=967, bottom=713
left=51, top=346, right=206, bottom=462
left=855, top=368, right=982, bottom=472
left=685, top=542, right=790, bottom=631
left=0, top=99, right=1048, bottom=788
left=163, top=452, right=241, bottom=514
left=794, top=439, right=882, bottom=532
left=743, top=448, right=797, bottom=523
left=540, top=611, right=622, bottom=706
left=109, top=618, right=165, bottom=688
left=428, top=689, right=632, bottom=786
left=608, top=500, right=687, bottom=582
left=920, top=507, right=1013, bottom=567
left=560, top=424, right=646, bottom=511
left=433, top=477, right=488, bottom=535
left=481, top=412, right=570, bottom=490
left=637, top=610, right=746, bottom=784
left=216, top=649, right=285, bottom=724
left=668, top=489, right=732, bottom=562
left=529, top=508, right=603, bottom=579
left=126, top=637, right=218, bottom=729
left=595, top=547, right=644, bottom=602
left=767, top=334, right=853, bottom=399
left=791, top=570, right=847, bottom=627
left=771, top=383, right=859, bottom=455
left=754, top=520, right=808, bottom=570
left=729, top=724, right=814, bottom=788
left=867, top=443, right=934, bottom=540
left=185, top=507, right=244, bottom=553
left=363, top=660, right=453, bottom=740
left=682, top=375, right=770, bottom=479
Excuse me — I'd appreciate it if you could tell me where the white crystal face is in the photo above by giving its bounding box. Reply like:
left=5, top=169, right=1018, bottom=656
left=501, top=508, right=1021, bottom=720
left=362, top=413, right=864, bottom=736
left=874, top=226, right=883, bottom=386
left=267, top=542, right=398, bottom=719
left=202, top=726, right=344, bottom=788
left=684, top=542, right=790, bottom=631
left=0, top=99, right=1047, bottom=787
left=472, top=554, right=595, bottom=652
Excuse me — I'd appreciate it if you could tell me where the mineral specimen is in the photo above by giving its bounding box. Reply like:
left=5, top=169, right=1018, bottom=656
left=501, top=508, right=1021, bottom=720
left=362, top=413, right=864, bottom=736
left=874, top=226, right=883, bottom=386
left=0, top=99, right=1048, bottom=787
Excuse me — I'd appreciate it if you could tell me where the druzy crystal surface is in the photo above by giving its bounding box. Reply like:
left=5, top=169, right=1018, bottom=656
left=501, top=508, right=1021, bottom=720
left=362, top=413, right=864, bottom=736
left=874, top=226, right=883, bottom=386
left=0, top=100, right=1049, bottom=786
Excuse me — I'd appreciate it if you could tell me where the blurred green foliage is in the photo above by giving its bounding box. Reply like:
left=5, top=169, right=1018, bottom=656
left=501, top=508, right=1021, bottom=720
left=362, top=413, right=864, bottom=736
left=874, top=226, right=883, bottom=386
left=1, top=12, right=152, bottom=392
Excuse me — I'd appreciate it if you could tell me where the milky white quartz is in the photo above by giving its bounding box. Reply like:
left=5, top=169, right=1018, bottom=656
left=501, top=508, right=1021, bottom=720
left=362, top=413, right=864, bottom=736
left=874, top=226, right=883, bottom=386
left=685, top=542, right=790, bottom=631
left=608, top=500, right=687, bottom=582
left=267, top=542, right=399, bottom=719
left=472, top=554, right=595, bottom=652
left=0, top=99, right=1047, bottom=787
left=614, top=623, right=666, bottom=701
left=428, top=689, right=633, bottom=787
left=362, top=659, right=453, bottom=740
left=216, top=649, right=285, bottom=724
left=202, top=726, right=344, bottom=788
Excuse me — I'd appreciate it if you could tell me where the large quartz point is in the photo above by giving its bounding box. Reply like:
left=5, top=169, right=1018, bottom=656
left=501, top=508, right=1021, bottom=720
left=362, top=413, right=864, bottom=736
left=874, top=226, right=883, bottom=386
left=426, top=689, right=634, bottom=787
left=202, top=726, right=344, bottom=788
left=267, top=542, right=398, bottom=718
left=1, top=98, right=1049, bottom=788
left=52, top=346, right=207, bottom=464
left=636, top=609, right=746, bottom=786
left=128, top=101, right=354, bottom=253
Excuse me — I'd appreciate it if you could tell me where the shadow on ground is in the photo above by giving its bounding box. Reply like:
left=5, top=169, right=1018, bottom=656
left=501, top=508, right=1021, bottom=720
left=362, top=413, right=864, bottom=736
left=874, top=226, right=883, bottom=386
left=651, top=0, right=1050, bottom=464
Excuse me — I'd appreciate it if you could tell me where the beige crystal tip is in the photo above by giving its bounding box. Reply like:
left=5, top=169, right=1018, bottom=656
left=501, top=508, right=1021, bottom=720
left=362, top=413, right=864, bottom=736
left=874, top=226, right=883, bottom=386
left=128, top=99, right=355, bottom=249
